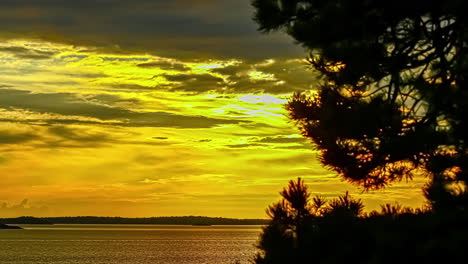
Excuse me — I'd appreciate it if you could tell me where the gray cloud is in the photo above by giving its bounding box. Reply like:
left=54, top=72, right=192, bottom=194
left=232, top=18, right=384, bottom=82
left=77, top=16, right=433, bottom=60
left=86, top=94, right=141, bottom=106
left=213, top=59, right=319, bottom=94
left=150, top=59, right=319, bottom=94
left=226, top=78, right=294, bottom=94
left=0, top=0, right=303, bottom=59
left=0, top=88, right=243, bottom=128
left=256, top=60, right=319, bottom=88
left=163, top=73, right=220, bottom=82
left=251, top=153, right=317, bottom=166
left=163, top=73, right=225, bottom=93
left=225, top=143, right=264, bottom=149
left=48, top=126, right=112, bottom=143
left=224, top=136, right=310, bottom=149
left=274, top=145, right=311, bottom=150
left=107, top=83, right=164, bottom=92
left=0, top=124, right=117, bottom=149
left=0, top=46, right=56, bottom=60
left=257, top=136, right=307, bottom=144
left=0, top=129, right=39, bottom=144
left=0, top=123, right=177, bottom=149
left=44, top=126, right=170, bottom=148
left=62, top=72, right=109, bottom=79
left=137, top=61, right=189, bottom=71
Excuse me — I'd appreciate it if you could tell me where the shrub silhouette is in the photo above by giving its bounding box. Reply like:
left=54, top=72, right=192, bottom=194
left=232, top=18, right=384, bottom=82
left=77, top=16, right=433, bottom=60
left=326, top=191, right=364, bottom=218
left=255, top=178, right=468, bottom=264
left=255, top=178, right=370, bottom=264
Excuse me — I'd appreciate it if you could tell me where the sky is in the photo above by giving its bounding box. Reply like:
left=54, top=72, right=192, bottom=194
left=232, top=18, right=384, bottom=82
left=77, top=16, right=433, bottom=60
left=0, top=0, right=427, bottom=218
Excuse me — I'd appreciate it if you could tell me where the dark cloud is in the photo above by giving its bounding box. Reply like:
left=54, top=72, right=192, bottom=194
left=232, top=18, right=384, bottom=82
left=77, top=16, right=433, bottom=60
left=0, top=0, right=303, bottom=59
left=257, top=136, right=307, bottom=144
left=224, top=136, right=310, bottom=149
left=0, top=129, right=39, bottom=144
left=251, top=153, right=317, bottom=166
left=107, top=83, right=163, bottom=91
left=163, top=73, right=221, bottom=83
left=0, top=88, right=243, bottom=128
left=225, top=143, right=264, bottom=148
left=162, top=73, right=224, bottom=93
left=256, top=60, right=319, bottom=88
left=137, top=61, right=189, bottom=71
left=102, top=57, right=149, bottom=62
left=274, top=145, right=311, bottom=150
left=0, top=122, right=177, bottom=149
left=0, top=46, right=56, bottom=59
left=149, top=59, right=318, bottom=94
left=225, top=77, right=293, bottom=94
left=60, top=54, right=88, bottom=60
left=63, top=72, right=109, bottom=79
left=0, top=124, right=117, bottom=149
left=40, top=81, right=80, bottom=86
left=44, top=126, right=171, bottom=148
left=86, top=94, right=141, bottom=106
left=48, top=126, right=112, bottom=143
left=212, top=59, right=319, bottom=94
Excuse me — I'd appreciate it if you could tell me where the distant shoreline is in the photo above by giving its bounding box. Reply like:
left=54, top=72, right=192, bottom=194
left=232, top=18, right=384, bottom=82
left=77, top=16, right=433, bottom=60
left=0, top=223, right=22, bottom=229
left=0, top=216, right=269, bottom=225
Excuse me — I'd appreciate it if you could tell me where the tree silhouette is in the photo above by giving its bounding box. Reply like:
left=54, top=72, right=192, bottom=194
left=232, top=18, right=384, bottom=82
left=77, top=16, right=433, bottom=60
left=252, top=0, right=468, bottom=208
left=255, top=178, right=370, bottom=264
left=255, top=178, right=468, bottom=264
left=327, top=191, right=364, bottom=218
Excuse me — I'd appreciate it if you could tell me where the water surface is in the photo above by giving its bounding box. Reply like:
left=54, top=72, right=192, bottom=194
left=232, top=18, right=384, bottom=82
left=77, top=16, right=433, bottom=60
left=0, top=224, right=262, bottom=264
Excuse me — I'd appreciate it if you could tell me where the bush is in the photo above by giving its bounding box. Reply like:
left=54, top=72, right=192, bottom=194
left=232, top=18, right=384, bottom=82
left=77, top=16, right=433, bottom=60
left=255, top=178, right=468, bottom=264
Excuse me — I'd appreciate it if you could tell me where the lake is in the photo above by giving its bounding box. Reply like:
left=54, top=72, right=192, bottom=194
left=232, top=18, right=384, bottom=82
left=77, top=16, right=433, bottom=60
left=0, top=224, right=263, bottom=264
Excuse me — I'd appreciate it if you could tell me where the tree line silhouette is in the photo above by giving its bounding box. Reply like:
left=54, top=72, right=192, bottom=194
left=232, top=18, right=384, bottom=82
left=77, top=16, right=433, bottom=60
left=0, top=216, right=268, bottom=225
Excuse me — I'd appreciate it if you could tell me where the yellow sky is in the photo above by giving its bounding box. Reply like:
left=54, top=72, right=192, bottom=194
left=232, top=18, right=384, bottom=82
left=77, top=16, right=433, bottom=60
left=0, top=38, right=429, bottom=218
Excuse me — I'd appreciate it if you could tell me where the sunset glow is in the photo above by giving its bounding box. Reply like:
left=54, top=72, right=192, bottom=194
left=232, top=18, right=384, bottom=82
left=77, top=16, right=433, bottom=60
left=0, top=0, right=427, bottom=218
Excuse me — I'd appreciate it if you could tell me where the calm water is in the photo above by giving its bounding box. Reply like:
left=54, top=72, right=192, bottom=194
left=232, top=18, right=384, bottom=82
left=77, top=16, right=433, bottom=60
left=0, top=224, right=262, bottom=264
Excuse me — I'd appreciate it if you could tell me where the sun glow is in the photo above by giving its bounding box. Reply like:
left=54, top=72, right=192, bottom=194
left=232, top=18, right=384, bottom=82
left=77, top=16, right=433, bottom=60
left=0, top=37, right=426, bottom=218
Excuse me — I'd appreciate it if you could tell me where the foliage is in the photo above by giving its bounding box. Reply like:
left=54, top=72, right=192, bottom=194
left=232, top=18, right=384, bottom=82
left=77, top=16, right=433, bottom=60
left=252, top=0, right=468, bottom=208
left=327, top=191, right=365, bottom=217
left=255, top=178, right=367, bottom=264
left=255, top=178, right=468, bottom=264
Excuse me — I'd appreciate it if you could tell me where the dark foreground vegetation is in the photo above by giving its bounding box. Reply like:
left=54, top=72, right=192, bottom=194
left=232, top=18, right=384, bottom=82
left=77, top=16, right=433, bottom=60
left=0, top=216, right=268, bottom=225
left=255, top=179, right=468, bottom=264
left=252, top=1, right=468, bottom=263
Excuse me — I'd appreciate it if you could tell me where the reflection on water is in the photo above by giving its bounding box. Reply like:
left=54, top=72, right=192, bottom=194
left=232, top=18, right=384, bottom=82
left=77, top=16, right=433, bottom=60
left=0, top=224, right=262, bottom=264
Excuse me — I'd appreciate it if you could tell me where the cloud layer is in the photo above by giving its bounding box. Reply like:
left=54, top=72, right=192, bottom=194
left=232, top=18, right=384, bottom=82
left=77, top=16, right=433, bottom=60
left=0, top=0, right=303, bottom=59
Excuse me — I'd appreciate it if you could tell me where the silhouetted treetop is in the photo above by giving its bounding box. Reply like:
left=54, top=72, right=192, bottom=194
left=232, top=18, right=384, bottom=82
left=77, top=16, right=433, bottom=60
left=253, top=0, right=468, bottom=205
left=256, top=178, right=368, bottom=264
left=255, top=179, right=468, bottom=264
